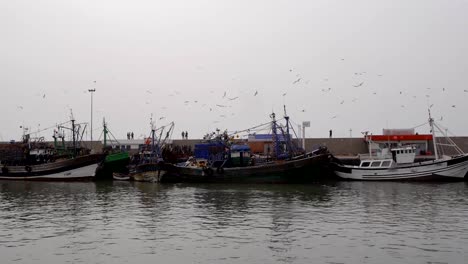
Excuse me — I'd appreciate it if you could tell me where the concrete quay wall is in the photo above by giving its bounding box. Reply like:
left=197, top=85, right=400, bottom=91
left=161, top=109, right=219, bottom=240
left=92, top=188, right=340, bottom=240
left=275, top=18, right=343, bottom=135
left=170, top=137, right=468, bottom=156
left=5, top=137, right=468, bottom=156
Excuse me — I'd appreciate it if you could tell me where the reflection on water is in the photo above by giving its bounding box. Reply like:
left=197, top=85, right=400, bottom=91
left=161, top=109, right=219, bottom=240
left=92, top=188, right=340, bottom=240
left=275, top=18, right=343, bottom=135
left=1, top=180, right=468, bottom=263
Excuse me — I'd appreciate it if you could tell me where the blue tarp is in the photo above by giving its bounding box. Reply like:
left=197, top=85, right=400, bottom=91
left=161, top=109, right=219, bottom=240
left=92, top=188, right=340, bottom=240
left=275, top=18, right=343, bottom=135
left=194, top=143, right=225, bottom=159
left=231, top=144, right=251, bottom=152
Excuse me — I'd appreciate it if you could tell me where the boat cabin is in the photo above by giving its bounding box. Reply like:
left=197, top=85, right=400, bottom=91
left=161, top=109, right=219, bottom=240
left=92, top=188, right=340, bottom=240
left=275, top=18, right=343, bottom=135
left=358, top=146, right=416, bottom=168
left=391, top=146, right=416, bottom=164
left=230, top=144, right=251, bottom=167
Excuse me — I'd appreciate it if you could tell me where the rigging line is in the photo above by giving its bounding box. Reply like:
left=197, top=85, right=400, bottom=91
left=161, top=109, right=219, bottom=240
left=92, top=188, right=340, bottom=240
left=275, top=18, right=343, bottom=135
left=29, top=120, right=72, bottom=135
left=433, top=122, right=458, bottom=137
left=103, top=123, right=121, bottom=144
left=411, top=121, right=428, bottom=130
left=91, top=126, right=104, bottom=133
left=433, top=123, right=464, bottom=154
left=97, top=130, right=104, bottom=141
left=227, top=118, right=285, bottom=136
left=227, top=124, right=271, bottom=135
left=107, top=130, right=120, bottom=144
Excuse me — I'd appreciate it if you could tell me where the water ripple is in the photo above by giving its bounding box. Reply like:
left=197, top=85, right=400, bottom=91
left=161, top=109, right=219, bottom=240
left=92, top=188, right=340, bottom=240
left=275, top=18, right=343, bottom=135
left=1, top=181, right=468, bottom=263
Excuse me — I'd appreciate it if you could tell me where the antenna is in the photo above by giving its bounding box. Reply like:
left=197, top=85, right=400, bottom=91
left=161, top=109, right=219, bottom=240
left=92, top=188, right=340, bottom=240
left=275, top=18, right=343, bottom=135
left=428, top=108, right=439, bottom=160
left=150, top=113, right=155, bottom=130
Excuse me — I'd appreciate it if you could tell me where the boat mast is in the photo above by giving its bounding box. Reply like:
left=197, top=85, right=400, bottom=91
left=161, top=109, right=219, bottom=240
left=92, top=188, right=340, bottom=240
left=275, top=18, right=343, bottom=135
left=71, top=118, right=77, bottom=157
left=283, top=105, right=297, bottom=156
left=152, top=128, right=156, bottom=160
left=428, top=109, right=439, bottom=160
left=150, top=116, right=156, bottom=161
left=103, top=118, right=108, bottom=148
left=270, top=112, right=280, bottom=159
left=283, top=105, right=290, bottom=137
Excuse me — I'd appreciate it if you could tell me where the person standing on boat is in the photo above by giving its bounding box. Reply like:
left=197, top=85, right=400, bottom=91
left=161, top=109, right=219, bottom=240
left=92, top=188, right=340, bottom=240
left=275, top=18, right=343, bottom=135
left=185, top=131, right=188, bottom=139
left=329, top=129, right=333, bottom=138
left=181, top=131, right=185, bottom=139
left=131, top=132, right=134, bottom=139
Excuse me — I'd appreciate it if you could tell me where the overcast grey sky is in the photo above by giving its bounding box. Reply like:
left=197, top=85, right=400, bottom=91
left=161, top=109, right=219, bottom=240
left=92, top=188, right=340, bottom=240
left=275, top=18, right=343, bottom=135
left=1, top=0, right=468, bottom=141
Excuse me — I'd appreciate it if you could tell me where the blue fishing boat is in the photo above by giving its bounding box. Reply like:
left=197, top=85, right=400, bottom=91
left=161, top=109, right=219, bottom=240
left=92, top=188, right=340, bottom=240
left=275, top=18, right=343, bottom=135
left=161, top=111, right=331, bottom=183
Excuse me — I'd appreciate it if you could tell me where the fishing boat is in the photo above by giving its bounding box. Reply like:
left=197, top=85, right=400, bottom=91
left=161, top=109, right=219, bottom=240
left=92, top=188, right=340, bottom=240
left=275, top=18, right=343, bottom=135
left=332, top=110, right=468, bottom=181
left=94, top=119, right=131, bottom=180
left=161, top=111, right=331, bottom=183
left=117, top=120, right=174, bottom=182
left=0, top=118, right=104, bottom=181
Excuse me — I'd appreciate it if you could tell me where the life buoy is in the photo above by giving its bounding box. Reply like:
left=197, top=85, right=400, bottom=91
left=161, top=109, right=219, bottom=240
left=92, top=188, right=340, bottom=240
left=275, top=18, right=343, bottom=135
left=203, top=167, right=214, bottom=177
left=25, top=166, right=32, bottom=173
left=216, top=167, right=224, bottom=174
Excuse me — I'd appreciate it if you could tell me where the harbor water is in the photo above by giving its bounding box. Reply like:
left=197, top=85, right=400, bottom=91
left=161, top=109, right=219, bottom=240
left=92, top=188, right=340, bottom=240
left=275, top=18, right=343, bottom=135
left=1, top=180, right=467, bottom=264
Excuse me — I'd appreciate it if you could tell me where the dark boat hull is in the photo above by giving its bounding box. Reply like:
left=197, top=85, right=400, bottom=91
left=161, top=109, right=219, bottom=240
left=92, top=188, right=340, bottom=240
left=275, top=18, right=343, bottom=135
left=95, top=152, right=130, bottom=180
left=0, top=154, right=105, bottom=181
left=161, top=153, right=331, bottom=183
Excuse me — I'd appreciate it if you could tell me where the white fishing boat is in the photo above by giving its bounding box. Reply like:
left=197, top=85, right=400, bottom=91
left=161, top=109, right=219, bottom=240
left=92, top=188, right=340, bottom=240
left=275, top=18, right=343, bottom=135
left=333, top=110, right=468, bottom=181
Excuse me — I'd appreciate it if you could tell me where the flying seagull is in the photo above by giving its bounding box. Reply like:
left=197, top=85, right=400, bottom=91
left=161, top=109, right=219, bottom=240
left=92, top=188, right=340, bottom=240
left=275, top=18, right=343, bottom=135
left=293, top=78, right=301, bottom=84
left=353, top=82, right=364, bottom=87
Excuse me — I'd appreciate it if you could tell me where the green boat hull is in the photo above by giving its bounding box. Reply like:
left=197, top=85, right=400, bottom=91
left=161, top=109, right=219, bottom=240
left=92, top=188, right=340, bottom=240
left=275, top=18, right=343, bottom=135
left=95, top=152, right=130, bottom=180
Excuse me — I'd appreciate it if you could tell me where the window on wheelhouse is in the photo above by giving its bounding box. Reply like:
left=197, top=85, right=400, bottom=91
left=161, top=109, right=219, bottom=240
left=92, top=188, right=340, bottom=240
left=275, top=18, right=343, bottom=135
left=361, top=161, right=371, bottom=167
left=371, top=161, right=381, bottom=167
left=381, top=160, right=391, bottom=167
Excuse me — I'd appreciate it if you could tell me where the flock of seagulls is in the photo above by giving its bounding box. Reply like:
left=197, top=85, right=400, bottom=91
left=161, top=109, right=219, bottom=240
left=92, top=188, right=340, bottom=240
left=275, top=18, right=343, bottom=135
left=11, top=62, right=467, bottom=139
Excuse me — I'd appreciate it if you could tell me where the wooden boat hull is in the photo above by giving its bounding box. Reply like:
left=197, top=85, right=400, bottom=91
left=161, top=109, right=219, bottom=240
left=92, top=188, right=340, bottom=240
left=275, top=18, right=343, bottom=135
left=125, top=163, right=166, bottom=182
left=113, top=172, right=131, bottom=181
left=161, top=153, right=331, bottom=183
left=333, top=154, right=468, bottom=181
left=131, top=170, right=166, bottom=182
left=0, top=154, right=105, bottom=181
